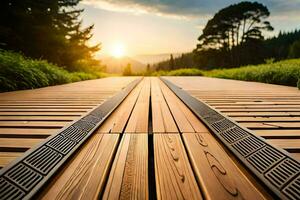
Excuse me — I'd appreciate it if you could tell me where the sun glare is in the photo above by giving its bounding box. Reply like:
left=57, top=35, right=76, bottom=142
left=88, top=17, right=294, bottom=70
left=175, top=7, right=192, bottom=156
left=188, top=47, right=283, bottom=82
left=110, top=42, right=125, bottom=58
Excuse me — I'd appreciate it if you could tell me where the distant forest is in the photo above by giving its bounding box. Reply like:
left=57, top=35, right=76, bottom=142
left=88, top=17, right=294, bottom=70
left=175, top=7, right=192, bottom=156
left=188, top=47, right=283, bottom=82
left=155, top=2, right=300, bottom=70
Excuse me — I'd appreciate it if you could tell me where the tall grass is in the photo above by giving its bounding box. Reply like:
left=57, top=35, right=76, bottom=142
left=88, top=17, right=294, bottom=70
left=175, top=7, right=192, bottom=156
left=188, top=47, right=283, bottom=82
left=151, top=68, right=204, bottom=76
left=0, top=50, right=107, bottom=92
left=204, top=59, right=300, bottom=88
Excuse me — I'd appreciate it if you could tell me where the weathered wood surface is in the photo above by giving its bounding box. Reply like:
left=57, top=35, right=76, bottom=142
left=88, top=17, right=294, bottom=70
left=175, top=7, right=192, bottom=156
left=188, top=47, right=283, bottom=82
left=103, top=134, right=148, bottom=200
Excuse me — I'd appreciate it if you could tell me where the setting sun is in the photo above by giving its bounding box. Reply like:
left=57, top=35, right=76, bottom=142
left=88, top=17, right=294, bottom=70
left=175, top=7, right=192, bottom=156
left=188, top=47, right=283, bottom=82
left=110, top=42, right=125, bottom=58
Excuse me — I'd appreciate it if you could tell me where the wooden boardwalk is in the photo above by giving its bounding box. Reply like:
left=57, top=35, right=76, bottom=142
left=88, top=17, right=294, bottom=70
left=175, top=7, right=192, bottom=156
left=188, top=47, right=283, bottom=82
left=0, top=77, right=136, bottom=168
left=167, top=77, right=300, bottom=161
left=0, top=77, right=299, bottom=199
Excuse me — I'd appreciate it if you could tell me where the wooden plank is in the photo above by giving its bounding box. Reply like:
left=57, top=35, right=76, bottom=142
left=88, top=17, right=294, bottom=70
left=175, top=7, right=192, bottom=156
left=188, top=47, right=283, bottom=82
left=254, top=130, right=300, bottom=138
left=215, top=105, right=300, bottom=109
left=233, top=116, right=300, bottom=122
left=0, top=128, right=55, bottom=136
left=267, top=139, right=300, bottom=151
left=240, top=122, right=300, bottom=129
left=0, top=112, right=85, bottom=116
left=0, top=108, right=89, bottom=112
left=291, top=153, right=300, bottom=161
left=226, top=112, right=300, bottom=117
left=0, top=116, right=77, bottom=121
left=159, top=81, right=221, bottom=133
left=0, top=121, right=68, bottom=128
left=0, top=138, right=43, bottom=149
left=154, top=134, right=202, bottom=200
left=0, top=105, right=94, bottom=109
left=0, top=152, right=22, bottom=168
left=103, top=134, right=148, bottom=200
left=220, top=109, right=300, bottom=112
left=151, top=78, right=178, bottom=133
left=40, top=134, right=120, bottom=200
left=159, top=81, right=195, bottom=133
left=98, top=80, right=144, bottom=133
left=182, top=133, right=267, bottom=199
left=125, top=79, right=150, bottom=133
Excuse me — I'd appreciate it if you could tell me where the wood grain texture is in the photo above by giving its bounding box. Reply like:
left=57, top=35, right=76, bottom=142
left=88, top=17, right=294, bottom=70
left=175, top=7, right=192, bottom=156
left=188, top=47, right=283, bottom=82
left=183, top=133, right=267, bottom=200
left=0, top=152, right=22, bottom=168
left=167, top=77, right=300, bottom=162
left=0, top=77, right=137, bottom=168
left=103, top=134, right=148, bottom=200
left=254, top=130, right=300, bottom=138
left=151, top=78, right=178, bottom=133
left=159, top=80, right=209, bottom=133
left=0, top=121, right=68, bottom=128
left=0, top=138, right=43, bottom=149
left=40, top=134, right=120, bottom=200
left=267, top=139, right=300, bottom=151
left=0, top=116, right=77, bottom=121
left=125, top=78, right=150, bottom=133
left=0, top=128, right=55, bottom=136
left=154, top=134, right=202, bottom=200
left=291, top=153, right=300, bottom=161
left=98, top=80, right=144, bottom=134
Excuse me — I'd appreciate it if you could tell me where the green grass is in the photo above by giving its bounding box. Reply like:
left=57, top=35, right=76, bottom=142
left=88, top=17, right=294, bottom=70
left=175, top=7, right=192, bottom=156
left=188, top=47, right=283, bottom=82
left=146, top=59, right=300, bottom=89
left=151, top=68, right=204, bottom=76
left=203, top=59, right=300, bottom=88
left=0, top=49, right=107, bottom=92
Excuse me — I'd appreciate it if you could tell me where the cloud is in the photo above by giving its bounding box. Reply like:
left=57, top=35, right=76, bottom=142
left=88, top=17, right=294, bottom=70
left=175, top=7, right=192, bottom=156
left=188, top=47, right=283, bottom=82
left=81, top=0, right=231, bottom=18
left=82, top=0, right=300, bottom=19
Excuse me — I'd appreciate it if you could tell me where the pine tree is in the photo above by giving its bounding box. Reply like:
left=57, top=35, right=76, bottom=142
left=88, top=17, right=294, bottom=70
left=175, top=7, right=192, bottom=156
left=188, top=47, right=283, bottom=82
left=169, top=54, right=175, bottom=70
left=0, top=0, right=99, bottom=70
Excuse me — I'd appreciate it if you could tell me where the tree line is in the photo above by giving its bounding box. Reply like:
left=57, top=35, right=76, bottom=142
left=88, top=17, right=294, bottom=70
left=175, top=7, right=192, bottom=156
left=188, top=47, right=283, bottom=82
left=155, top=1, right=300, bottom=70
left=0, top=0, right=100, bottom=71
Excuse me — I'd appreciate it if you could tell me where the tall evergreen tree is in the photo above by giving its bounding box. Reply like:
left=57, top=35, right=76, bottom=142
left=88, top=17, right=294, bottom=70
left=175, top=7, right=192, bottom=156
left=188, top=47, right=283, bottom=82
left=169, top=54, right=175, bottom=70
left=194, top=1, right=273, bottom=68
left=0, top=0, right=99, bottom=70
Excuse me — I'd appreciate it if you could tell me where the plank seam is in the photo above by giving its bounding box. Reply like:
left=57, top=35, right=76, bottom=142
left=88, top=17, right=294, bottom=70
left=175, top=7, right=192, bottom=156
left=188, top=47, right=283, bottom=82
left=160, top=77, right=300, bottom=200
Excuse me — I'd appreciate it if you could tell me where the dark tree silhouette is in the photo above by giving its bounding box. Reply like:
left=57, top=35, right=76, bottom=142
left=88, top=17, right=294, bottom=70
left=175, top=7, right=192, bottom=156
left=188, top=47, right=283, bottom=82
left=0, top=0, right=99, bottom=70
left=196, top=1, right=273, bottom=51
left=169, top=54, right=175, bottom=70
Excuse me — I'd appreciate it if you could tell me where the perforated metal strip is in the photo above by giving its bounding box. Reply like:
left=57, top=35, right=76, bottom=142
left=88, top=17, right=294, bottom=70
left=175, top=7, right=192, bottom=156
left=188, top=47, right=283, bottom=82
left=161, top=77, right=300, bottom=200
left=0, top=78, right=142, bottom=200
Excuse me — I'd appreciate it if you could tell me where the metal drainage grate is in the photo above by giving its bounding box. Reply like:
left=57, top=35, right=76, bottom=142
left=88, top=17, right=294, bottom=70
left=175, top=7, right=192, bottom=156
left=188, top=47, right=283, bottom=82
left=247, top=146, right=284, bottom=173
left=161, top=77, right=300, bottom=200
left=265, top=159, right=300, bottom=189
left=0, top=78, right=141, bottom=199
left=232, top=135, right=266, bottom=157
left=282, top=175, right=300, bottom=200
left=0, top=178, right=25, bottom=200
left=5, top=164, right=43, bottom=191
left=24, top=146, right=63, bottom=175
left=220, top=126, right=249, bottom=144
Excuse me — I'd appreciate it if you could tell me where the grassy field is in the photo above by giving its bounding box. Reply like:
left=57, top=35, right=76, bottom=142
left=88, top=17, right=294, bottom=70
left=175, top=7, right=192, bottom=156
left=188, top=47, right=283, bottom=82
left=150, top=59, right=300, bottom=89
left=203, top=59, right=300, bottom=89
left=150, top=68, right=204, bottom=76
left=0, top=50, right=107, bottom=92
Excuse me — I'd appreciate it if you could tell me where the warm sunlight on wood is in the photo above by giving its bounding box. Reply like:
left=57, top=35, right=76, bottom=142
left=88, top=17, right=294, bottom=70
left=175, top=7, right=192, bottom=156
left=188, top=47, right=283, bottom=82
left=110, top=42, right=125, bottom=58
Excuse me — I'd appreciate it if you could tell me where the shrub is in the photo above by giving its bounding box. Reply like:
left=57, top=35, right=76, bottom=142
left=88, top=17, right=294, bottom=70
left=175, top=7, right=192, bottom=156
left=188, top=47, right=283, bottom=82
left=0, top=49, right=106, bottom=92
left=151, top=68, right=203, bottom=76
left=204, top=59, right=300, bottom=88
